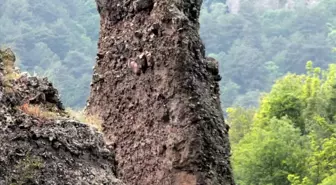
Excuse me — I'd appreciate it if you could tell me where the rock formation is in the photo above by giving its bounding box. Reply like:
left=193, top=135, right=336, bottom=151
left=0, top=49, right=123, bottom=185
left=87, top=0, right=234, bottom=184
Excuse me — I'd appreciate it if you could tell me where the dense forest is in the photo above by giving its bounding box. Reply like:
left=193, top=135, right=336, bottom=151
left=201, top=0, right=336, bottom=108
left=1, top=0, right=336, bottom=184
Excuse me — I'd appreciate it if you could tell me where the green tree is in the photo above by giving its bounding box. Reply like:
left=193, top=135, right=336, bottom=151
left=233, top=117, right=309, bottom=185
left=226, top=107, right=255, bottom=145
left=288, top=134, right=336, bottom=185
left=232, top=62, right=336, bottom=185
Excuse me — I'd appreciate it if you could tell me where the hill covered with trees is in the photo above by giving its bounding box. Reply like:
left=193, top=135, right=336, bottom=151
left=201, top=0, right=336, bottom=108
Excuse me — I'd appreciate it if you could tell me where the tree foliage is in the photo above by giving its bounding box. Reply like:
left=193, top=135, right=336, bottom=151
left=200, top=0, right=336, bottom=109
left=230, top=62, right=336, bottom=185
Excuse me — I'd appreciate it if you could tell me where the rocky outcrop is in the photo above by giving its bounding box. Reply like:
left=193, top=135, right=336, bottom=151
left=87, top=0, right=234, bottom=184
left=0, top=49, right=123, bottom=185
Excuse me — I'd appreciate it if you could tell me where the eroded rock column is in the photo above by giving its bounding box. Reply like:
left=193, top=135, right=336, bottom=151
left=87, top=0, right=235, bottom=184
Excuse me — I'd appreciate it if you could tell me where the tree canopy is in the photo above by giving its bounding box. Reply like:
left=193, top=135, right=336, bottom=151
left=229, top=62, right=336, bottom=185
left=200, top=0, right=336, bottom=109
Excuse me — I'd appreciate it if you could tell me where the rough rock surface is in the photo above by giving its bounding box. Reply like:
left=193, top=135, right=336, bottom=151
left=87, top=0, right=234, bottom=184
left=0, top=49, right=124, bottom=185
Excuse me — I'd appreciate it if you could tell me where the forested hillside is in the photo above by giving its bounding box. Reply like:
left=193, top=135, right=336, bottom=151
left=1, top=0, right=336, bottom=109
left=201, top=0, right=336, bottom=108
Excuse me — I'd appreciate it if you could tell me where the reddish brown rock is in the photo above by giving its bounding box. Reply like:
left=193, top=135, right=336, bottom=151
left=87, top=0, right=235, bottom=184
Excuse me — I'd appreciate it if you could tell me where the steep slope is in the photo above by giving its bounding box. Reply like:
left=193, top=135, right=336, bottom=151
left=87, top=0, right=234, bottom=184
left=0, top=48, right=123, bottom=185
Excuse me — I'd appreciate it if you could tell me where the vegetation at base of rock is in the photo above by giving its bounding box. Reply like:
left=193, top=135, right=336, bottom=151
left=9, top=155, right=44, bottom=185
left=19, top=103, right=61, bottom=120
left=66, top=108, right=103, bottom=132
left=229, top=61, right=336, bottom=185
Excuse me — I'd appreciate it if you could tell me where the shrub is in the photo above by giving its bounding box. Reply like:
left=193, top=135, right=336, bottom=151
left=19, top=103, right=59, bottom=120
left=66, top=108, right=103, bottom=132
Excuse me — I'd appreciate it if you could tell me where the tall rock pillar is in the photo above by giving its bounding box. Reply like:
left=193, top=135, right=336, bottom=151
left=87, top=0, right=235, bottom=184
